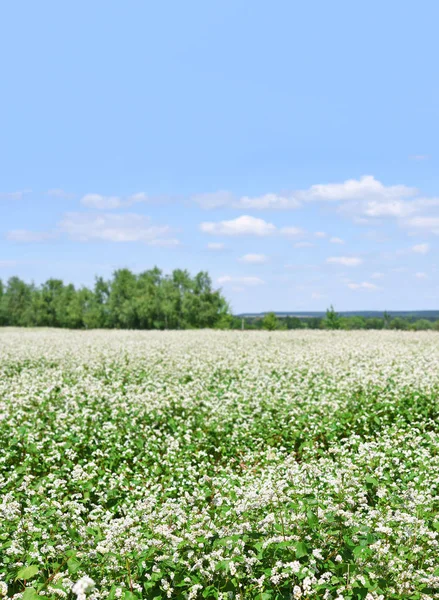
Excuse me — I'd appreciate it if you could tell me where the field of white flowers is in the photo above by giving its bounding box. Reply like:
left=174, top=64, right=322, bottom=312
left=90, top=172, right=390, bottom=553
left=1, top=329, right=439, bottom=600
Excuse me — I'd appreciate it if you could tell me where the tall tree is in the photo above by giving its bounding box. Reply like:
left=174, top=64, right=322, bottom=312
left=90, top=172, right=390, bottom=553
left=324, top=305, right=341, bottom=330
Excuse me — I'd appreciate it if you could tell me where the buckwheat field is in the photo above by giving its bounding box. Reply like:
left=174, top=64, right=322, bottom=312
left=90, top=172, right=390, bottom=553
left=1, top=329, right=439, bottom=600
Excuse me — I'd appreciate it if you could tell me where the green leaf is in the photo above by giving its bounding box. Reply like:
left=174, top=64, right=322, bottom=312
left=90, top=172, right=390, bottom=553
left=365, top=475, right=379, bottom=487
left=295, top=542, right=308, bottom=558
left=16, top=565, right=39, bottom=580
left=307, top=510, right=318, bottom=527
left=67, top=556, right=81, bottom=574
left=22, top=588, right=39, bottom=600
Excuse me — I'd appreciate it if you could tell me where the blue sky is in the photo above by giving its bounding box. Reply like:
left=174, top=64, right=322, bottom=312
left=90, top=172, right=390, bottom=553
left=1, top=0, right=439, bottom=313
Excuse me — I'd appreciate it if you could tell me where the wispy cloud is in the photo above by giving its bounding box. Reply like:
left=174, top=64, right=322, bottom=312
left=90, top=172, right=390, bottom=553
left=59, top=212, right=177, bottom=244
left=238, top=253, right=268, bottom=264
left=404, top=217, right=439, bottom=235
left=329, top=237, right=344, bottom=244
left=294, top=241, right=314, bottom=248
left=237, top=193, right=300, bottom=210
left=326, top=256, right=363, bottom=267
left=193, top=191, right=300, bottom=210
left=347, top=281, right=378, bottom=291
left=207, top=242, right=225, bottom=251
left=192, top=175, right=417, bottom=212
left=281, top=226, right=305, bottom=238
left=7, top=212, right=178, bottom=246
left=412, top=243, right=430, bottom=254
left=200, top=215, right=276, bottom=236
left=80, top=192, right=152, bottom=210
left=6, top=230, right=58, bottom=242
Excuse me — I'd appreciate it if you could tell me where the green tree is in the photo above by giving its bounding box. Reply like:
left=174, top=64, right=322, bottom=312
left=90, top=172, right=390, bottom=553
left=0, top=267, right=230, bottom=330
left=324, top=305, right=341, bottom=330
left=108, top=269, right=138, bottom=328
left=340, top=315, right=366, bottom=330
left=364, top=317, right=384, bottom=330
left=383, top=310, right=391, bottom=329
left=262, top=312, right=279, bottom=331
left=390, top=317, right=409, bottom=330
left=285, top=316, right=303, bottom=329
left=0, top=279, right=5, bottom=325
left=412, top=319, right=433, bottom=331
left=3, top=277, right=33, bottom=326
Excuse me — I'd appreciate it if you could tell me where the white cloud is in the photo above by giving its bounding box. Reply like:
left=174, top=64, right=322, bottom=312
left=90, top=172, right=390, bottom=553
left=404, top=216, right=439, bottom=234
left=128, top=192, right=149, bottom=203
left=6, top=230, right=58, bottom=242
left=329, top=237, right=344, bottom=244
left=80, top=192, right=152, bottom=210
left=58, top=212, right=176, bottom=244
left=193, top=191, right=299, bottom=210
left=347, top=281, right=378, bottom=291
left=192, top=176, right=421, bottom=219
left=217, top=275, right=265, bottom=286
left=314, top=231, right=327, bottom=238
left=81, top=194, right=123, bottom=209
left=281, top=226, right=305, bottom=237
left=361, top=200, right=416, bottom=217
left=311, top=291, right=325, bottom=299
left=200, top=215, right=276, bottom=236
left=326, top=256, right=363, bottom=267
left=371, top=272, right=385, bottom=279
left=239, top=253, right=268, bottom=264
left=306, top=175, right=416, bottom=202
left=415, top=272, right=428, bottom=279
left=294, top=241, right=314, bottom=248
left=207, top=242, right=225, bottom=250
left=237, top=193, right=300, bottom=210
left=193, top=191, right=235, bottom=209
left=412, top=243, right=430, bottom=254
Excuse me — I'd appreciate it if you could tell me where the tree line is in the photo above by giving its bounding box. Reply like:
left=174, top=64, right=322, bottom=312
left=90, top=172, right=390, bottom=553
left=1, top=273, right=437, bottom=331
left=0, top=269, right=230, bottom=329
left=242, top=307, right=439, bottom=331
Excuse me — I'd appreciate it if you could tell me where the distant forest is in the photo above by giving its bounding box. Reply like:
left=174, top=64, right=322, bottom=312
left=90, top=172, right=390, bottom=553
left=240, top=310, right=439, bottom=331
left=0, top=270, right=438, bottom=331
left=0, top=269, right=230, bottom=329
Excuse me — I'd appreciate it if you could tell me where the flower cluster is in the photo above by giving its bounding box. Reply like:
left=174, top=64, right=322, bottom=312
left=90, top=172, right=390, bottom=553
left=1, top=329, right=439, bottom=599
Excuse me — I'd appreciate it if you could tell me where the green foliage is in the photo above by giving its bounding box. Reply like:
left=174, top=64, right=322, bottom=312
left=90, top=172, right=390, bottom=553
left=390, top=317, right=409, bottom=330
left=0, top=268, right=229, bottom=330
left=262, top=312, right=279, bottom=330
left=15, top=566, right=39, bottom=580
left=340, top=315, right=366, bottom=330
left=324, top=305, right=341, bottom=329
left=1, top=330, right=439, bottom=599
left=412, top=319, right=433, bottom=331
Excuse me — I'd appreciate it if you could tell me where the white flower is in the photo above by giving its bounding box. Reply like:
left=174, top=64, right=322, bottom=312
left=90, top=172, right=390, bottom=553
left=72, top=576, right=95, bottom=600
